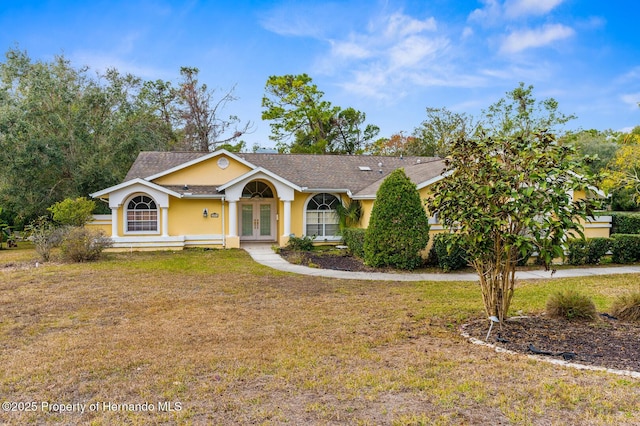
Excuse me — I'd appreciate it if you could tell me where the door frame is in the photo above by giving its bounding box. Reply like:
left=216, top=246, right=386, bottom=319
left=238, top=199, right=277, bottom=241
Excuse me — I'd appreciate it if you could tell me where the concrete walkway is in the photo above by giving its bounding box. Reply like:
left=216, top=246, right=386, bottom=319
left=242, top=243, right=640, bottom=282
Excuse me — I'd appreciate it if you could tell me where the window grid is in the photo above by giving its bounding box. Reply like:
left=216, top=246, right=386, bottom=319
left=126, top=195, right=158, bottom=232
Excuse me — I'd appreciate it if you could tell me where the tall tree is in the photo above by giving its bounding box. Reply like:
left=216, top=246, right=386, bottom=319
left=411, top=107, right=474, bottom=157
left=177, top=67, right=252, bottom=152
left=604, top=126, right=640, bottom=202
left=0, top=48, right=172, bottom=225
left=426, top=84, right=601, bottom=322
left=261, top=74, right=378, bottom=154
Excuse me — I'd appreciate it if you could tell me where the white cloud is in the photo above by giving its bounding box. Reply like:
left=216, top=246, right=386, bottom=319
left=500, top=24, right=574, bottom=53
left=504, top=0, right=565, bottom=18
left=621, top=93, right=640, bottom=108
left=384, top=12, right=437, bottom=38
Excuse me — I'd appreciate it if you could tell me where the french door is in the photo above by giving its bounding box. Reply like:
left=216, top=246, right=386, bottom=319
left=239, top=201, right=275, bottom=241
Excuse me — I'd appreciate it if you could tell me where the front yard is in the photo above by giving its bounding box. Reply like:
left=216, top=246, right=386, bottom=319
left=1, top=247, right=639, bottom=424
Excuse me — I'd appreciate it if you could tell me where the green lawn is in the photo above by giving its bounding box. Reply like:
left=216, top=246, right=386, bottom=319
left=1, top=247, right=639, bottom=425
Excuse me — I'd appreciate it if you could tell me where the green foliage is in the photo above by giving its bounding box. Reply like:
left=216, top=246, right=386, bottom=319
left=426, top=83, right=602, bottom=321
left=611, top=212, right=640, bottom=234
left=261, top=74, right=378, bottom=154
left=59, top=227, right=112, bottom=262
left=610, top=292, right=640, bottom=322
left=364, top=169, right=430, bottom=270
left=610, top=234, right=640, bottom=264
left=335, top=199, right=362, bottom=230
left=565, top=238, right=611, bottom=265
left=286, top=234, right=315, bottom=251
left=429, top=233, right=468, bottom=272
left=341, top=227, right=365, bottom=258
left=48, top=197, right=96, bottom=227
left=0, top=48, right=175, bottom=225
left=411, top=107, right=474, bottom=157
left=546, top=290, right=597, bottom=321
left=611, top=187, right=640, bottom=211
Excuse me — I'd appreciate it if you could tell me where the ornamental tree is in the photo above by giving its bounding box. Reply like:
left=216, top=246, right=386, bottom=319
left=426, top=85, right=601, bottom=322
left=364, top=169, right=430, bottom=270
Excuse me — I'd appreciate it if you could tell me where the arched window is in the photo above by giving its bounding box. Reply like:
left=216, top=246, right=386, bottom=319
left=306, top=193, right=340, bottom=239
left=242, top=181, right=274, bottom=198
left=126, top=195, right=158, bottom=232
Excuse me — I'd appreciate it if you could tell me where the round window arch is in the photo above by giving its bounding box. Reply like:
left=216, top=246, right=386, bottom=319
left=242, top=181, right=274, bottom=198
left=126, top=194, right=158, bottom=232
left=305, top=193, right=341, bottom=239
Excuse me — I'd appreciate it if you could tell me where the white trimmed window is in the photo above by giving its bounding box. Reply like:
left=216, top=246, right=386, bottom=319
left=306, top=193, right=340, bottom=239
left=126, top=195, right=158, bottom=232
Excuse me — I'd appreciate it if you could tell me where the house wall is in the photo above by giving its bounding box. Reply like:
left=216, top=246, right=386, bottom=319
left=167, top=197, right=224, bottom=237
left=152, top=154, right=252, bottom=186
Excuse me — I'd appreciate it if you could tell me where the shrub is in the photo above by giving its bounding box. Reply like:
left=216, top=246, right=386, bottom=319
left=286, top=234, right=315, bottom=251
left=25, top=216, right=65, bottom=262
left=430, top=233, right=468, bottom=272
left=610, top=292, right=640, bottom=322
left=59, top=227, right=112, bottom=262
left=546, top=290, right=597, bottom=321
left=611, top=212, right=640, bottom=235
left=364, top=169, right=430, bottom=270
left=610, top=234, right=640, bottom=264
left=566, top=237, right=611, bottom=265
left=48, top=197, right=96, bottom=227
left=585, top=237, right=611, bottom=264
left=341, top=227, right=365, bottom=258
left=566, top=239, right=588, bottom=265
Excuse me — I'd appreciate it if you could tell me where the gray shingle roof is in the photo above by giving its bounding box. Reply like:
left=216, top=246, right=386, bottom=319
left=124, top=151, right=446, bottom=196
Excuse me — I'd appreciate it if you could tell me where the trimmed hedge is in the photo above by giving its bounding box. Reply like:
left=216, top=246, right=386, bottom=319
left=611, top=212, right=640, bottom=235
left=566, top=237, right=611, bottom=265
left=342, top=227, right=365, bottom=258
left=610, top=234, right=640, bottom=264
left=430, top=233, right=468, bottom=272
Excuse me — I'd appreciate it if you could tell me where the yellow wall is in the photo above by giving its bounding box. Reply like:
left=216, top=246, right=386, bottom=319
left=153, top=154, right=252, bottom=186
left=167, top=197, right=224, bottom=235
left=289, top=193, right=308, bottom=237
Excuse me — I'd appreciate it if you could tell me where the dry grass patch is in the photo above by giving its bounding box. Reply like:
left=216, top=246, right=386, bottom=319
left=1, top=248, right=639, bottom=424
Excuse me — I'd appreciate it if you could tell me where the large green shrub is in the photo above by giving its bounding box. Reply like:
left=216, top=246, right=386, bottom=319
left=341, top=227, right=365, bottom=258
left=48, top=197, right=96, bottom=227
left=364, top=169, right=430, bottom=270
left=610, top=234, right=640, bottom=264
left=430, top=233, right=468, bottom=272
left=611, top=212, right=640, bottom=234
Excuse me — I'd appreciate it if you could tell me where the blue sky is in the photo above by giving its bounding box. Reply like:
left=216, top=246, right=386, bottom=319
left=1, top=0, right=639, bottom=149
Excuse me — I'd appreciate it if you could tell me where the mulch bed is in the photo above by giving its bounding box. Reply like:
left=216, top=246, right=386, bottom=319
left=462, top=315, right=640, bottom=373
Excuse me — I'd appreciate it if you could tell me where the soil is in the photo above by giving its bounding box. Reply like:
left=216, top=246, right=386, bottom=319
left=280, top=249, right=640, bottom=373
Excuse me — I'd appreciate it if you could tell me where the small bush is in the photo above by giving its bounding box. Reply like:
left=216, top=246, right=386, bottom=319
left=341, top=227, right=365, bottom=258
left=48, top=197, right=96, bottom=227
left=286, top=234, right=315, bottom=251
left=610, top=234, right=640, bottom=264
left=59, top=227, right=112, bottom=262
left=611, top=212, right=640, bottom=234
left=546, top=290, right=597, bottom=321
left=25, top=217, right=65, bottom=262
left=585, top=238, right=611, bottom=264
left=566, top=237, right=611, bottom=265
left=610, top=292, right=640, bottom=322
left=430, top=233, right=468, bottom=272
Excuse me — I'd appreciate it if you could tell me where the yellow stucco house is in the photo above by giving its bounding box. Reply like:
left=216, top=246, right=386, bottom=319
left=88, top=149, right=611, bottom=250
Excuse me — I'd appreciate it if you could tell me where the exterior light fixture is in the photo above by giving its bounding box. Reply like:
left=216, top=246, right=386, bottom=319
left=203, top=208, right=208, bottom=218
left=485, top=316, right=500, bottom=341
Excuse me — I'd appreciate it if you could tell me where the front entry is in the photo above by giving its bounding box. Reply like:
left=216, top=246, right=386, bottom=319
left=239, top=201, right=276, bottom=241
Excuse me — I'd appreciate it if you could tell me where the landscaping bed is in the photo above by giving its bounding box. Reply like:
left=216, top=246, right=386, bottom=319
left=462, top=315, right=640, bottom=373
